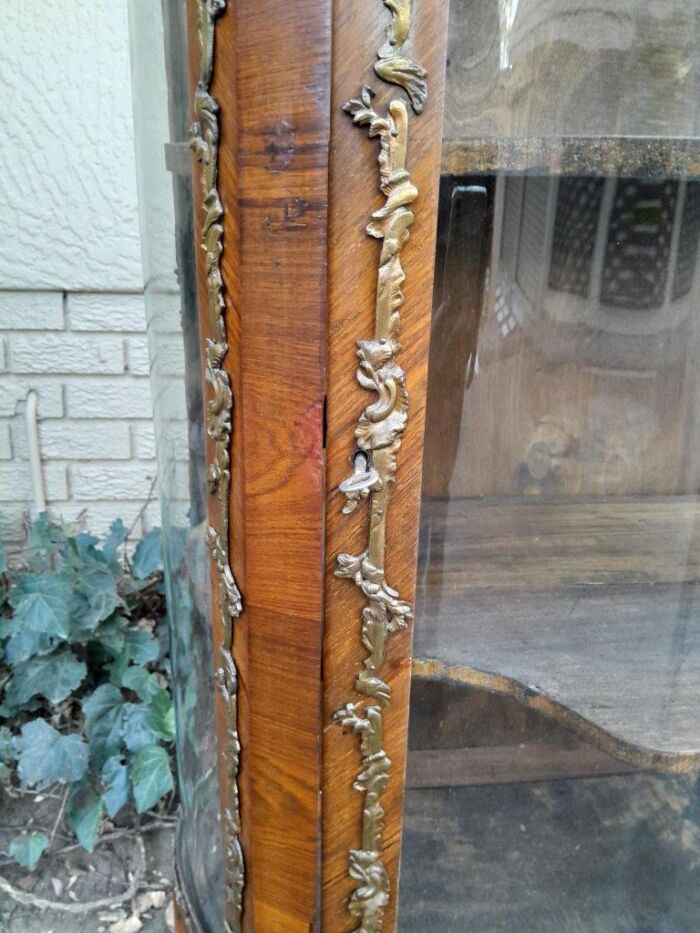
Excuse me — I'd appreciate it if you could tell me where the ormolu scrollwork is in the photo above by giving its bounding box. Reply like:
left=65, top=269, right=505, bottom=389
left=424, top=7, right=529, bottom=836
left=374, top=0, right=427, bottom=113
left=333, top=702, right=392, bottom=929
left=190, top=1, right=244, bottom=929
left=335, top=16, right=425, bottom=919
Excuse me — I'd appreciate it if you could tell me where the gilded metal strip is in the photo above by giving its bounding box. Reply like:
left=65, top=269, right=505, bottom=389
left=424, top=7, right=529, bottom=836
left=374, top=0, right=427, bottom=114
left=190, top=1, right=244, bottom=929
left=334, top=2, right=427, bottom=930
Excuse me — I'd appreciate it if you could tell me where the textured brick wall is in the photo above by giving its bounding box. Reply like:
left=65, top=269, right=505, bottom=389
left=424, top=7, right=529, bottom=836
left=0, top=291, right=159, bottom=545
left=0, top=1, right=168, bottom=549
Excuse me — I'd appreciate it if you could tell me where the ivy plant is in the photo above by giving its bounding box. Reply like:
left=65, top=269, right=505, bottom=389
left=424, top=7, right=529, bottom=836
left=0, top=513, right=175, bottom=870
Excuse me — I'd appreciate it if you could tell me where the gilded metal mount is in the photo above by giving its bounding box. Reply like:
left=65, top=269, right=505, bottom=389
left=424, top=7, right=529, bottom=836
left=190, top=1, right=244, bottom=930
left=374, top=0, right=427, bottom=113
left=334, top=84, right=416, bottom=933
left=334, top=3, right=427, bottom=927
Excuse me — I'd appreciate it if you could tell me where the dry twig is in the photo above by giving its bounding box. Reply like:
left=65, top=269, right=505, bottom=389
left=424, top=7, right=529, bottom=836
left=0, top=818, right=175, bottom=870
left=0, top=836, right=146, bottom=915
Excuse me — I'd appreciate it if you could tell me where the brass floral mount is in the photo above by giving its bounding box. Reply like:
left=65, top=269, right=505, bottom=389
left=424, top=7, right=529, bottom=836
left=374, top=0, right=427, bottom=113
left=334, top=2, right=427, bottom=930
left=190, top=1, right=244, bottom=930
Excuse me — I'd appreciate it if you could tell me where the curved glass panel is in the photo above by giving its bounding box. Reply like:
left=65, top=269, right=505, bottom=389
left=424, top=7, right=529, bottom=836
left=127, top=3, right=224, bottom=928
left=444, top=0, right=700, bottom=146
left=401, top=2, right=700, bottom=929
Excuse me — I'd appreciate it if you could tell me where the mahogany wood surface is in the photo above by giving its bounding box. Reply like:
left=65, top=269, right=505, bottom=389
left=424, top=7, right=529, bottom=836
left=187, top=0, right=451, bottom=927
left=190, top=1, right=331, bottom=929
left=227, top=2, right=330, bottom=929
left=323, top=1, right=448, bottom=929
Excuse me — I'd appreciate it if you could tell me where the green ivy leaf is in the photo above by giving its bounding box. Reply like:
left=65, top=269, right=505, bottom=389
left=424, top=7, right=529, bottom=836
left=9, top=832, right=49, bottom=870
left=64, top=534, right=111, bottom=583
left=5, top=649, right=86, bottom=706
left=15, top=720, right=88, bottom=787
left=0, top=726, right=13, bottom=764
left=28, top=512, right=51, bottom=548
left=92, top=616, right=127, bottom=658
left=101, top=756, right=130, bottom=818
left=81, top=564, right=117, bottom=594
left=83, top=683, right=122, bottom=723
left=121, top=664, right=159, bottom=700
left=123, top=629, right=159, bottom=666
left=10, top=571, right=72, bottom=610
left=28, top=512, right=65, bottom=553
left=103, top=519, right=128, bottom=564
left=82, top=685, right=125, bottom=769
left=146, top=689, right=176, bottom=742
left=132, top=529, right=162, bottom=580
left=122, top=703, right=158, bottom=752
left=73, top=532, right=100, bottom=559
left=73, top=562, right=119, bottom=632
left=67, top=782, right=104, bottom=852
left=67, top=591, right=90, bottom=633
left=108, top=631, right=159, bottom=688
left=3, top=621, right=54, bottom=666
left=13, top=592, right=70, bottom=639
left=0, top=696, right=42, bottom=719
left=131, top=745, right=173, bottom=814
left=108, top=650, right=129, bottom=687
left=83, top=588, right=120, bottom=630
left=0, top=727, right=14, bottom=784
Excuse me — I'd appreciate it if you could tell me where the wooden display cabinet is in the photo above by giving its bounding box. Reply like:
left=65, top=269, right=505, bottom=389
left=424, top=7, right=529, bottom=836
left=129, top=0, right=700, bottom=930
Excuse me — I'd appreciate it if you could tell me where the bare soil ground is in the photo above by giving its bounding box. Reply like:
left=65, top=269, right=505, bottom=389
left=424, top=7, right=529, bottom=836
left=0, top=789, right=176, bottom=933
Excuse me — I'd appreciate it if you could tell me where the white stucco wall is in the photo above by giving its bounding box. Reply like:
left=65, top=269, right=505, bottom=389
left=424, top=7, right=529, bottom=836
left=0, top=1, right=142, bottom=290
left=0, top=1, right=159, bottom=544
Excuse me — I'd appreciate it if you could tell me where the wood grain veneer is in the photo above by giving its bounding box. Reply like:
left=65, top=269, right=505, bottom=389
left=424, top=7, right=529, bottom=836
left=189, top=1, right=331, bottom=929
left=323, top=1, right=448, bottom=929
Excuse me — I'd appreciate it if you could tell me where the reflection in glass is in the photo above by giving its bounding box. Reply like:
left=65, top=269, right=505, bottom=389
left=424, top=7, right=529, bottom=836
left=401, top=3, right=700, bottom=922
left=400, top=160, right=700, bottom=933
left=128, top=2, right=224, bottom=928
left=445, top=0, right=700, bottom=142
left=402, top=165, right=700, bottom=930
